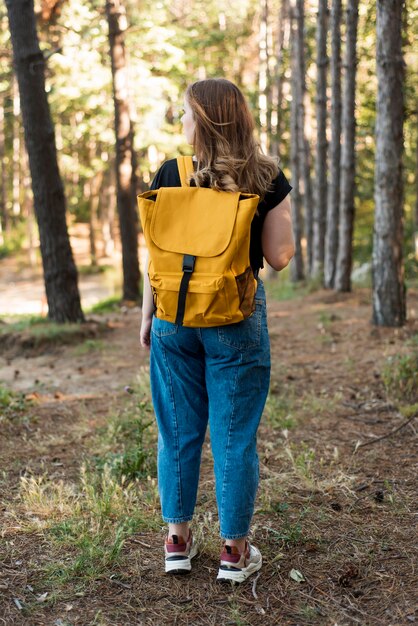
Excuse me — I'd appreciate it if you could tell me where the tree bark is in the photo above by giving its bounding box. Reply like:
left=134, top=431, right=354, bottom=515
left=296, top=0, right=314, bottom=275
left=270, top=0, right=289, bottom=159
left=259, top=0, right=269, bottom=155
left=289, top=0, right=304, bottom=281
left=5, top=0, right=84, bottom=322
left=312, top=0, right=328, bottom=279
left=414, top=99, right=418, bottom=261
left=324, top=0, right=342, bottom=288
left=12, top=74, right=20, bottom=218
left=0, top=99, right=7, bottom=243
left=372, top=0, right=406, bottom=327
left=334, top=0, right=359, bottom=292
left=106, top=0, right=140, bottom=302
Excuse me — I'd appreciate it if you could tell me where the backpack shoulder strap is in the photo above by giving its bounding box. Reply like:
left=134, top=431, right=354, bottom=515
left=176, top=156, right=194, bottom=187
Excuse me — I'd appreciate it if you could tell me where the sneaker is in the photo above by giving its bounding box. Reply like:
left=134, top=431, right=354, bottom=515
left=216, top=542, right=262, bottom=584
left=164, top=530, right=198, bottom=574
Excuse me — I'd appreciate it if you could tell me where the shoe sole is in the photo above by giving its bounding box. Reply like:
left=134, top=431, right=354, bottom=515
left=165, top=543, right=198, bottom=574
left=216, top=557, right=262, bottom=584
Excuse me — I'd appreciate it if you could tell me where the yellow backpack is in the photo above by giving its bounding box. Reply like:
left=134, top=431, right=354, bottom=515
left=137, top=156, right=259, bottom=327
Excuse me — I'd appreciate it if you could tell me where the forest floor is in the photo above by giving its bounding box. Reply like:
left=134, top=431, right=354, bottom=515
left=0, top=281, right=417, bottom=626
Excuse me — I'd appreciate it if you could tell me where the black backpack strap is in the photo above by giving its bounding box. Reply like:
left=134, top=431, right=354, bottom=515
left=175, top=254, right=196, bottom=326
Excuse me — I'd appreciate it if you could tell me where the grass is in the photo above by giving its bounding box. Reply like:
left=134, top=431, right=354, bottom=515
left=72, top=338, right=106, bottom=355
left=382, top=351, right=418, bottom=402
left=86, top=296, right=122, bottom=314
left=8, top=369, right=160, bottom=597
left=0, top=314, right=48, bottom=334
left=0, top=384, right=28, bottom=420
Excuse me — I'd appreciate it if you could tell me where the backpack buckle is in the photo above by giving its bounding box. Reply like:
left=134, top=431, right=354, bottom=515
left=182, top=254, right=196, bottom=273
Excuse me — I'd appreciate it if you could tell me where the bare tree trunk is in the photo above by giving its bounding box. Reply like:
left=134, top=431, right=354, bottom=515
left=271, top=0, right=289, bottom=159
left=89, top=171, right=103, bottom=266
left=289, top=0, right=304, bottom=281
left=21, top=139, right=36, bottom=267
left=414, top=99, right=418, bottom=261
left=12, top=74, right=20, bottom=218
left=259, top=0, right=269, bottom=154
left=312, top=0, right=328, bottom=279
left=101, top=162, right=117, bottom=258
left=372, top=0, right=406, bottom=327
left=106, top=0, right=140, bottom=302
left=0, top=99, right=7, bottom=243
left=324, top=0, right=342, bottom=288
left=5, top=0, right=84, bottom=322
left=296, top=0, right=314, bottom=275
left=334, top=0, right=359, bottom=292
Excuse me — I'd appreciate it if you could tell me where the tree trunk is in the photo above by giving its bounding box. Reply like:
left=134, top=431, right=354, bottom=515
left=414, top=99, right=418, bottom=261
left=106, top=0, right=140, bottom=302
left=324, top=0, right=342, bottom=288
left=5, top=0, right=84, bottom=322
left=0, top=99, right=7, bottom=243
left=312, top=0, right=328, bottom=279
left=271, top=0, right=289, bottom=159
left=372, top=0, right=406, bottom=327
left=296, top=0, right=314, bottom=275
left=259, top=0, right=269, bottom=155
left=21, top=139, right=36, bottom=267
left=101, top=162, right=117, bottom=258
left=12, top=74, right=21, bottom=218
left=334, top=0, right=359, bottom=292
left=289, top=0, right=304, bottom=281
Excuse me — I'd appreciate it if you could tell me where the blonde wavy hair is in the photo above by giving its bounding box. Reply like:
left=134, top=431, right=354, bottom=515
left=186, top=78, right=278, bottom=198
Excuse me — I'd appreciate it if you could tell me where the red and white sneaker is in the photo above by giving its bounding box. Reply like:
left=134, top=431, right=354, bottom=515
left=164, top=530, right=198, bottom=574
left=217, top=542, right=262, bottom=583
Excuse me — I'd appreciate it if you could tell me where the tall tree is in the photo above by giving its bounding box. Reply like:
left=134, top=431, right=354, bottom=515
left=414, top=98, right=418, bottom=261
left=324, top=0, right=342, bottom=288
left=106, top=0, right=141, bottom=302
left=372, top=0, right=406, bottom=327
left=0, top=99, right=6, bottom=244
left=259, top=0, right=269, bottom=155
left=296, top=0, right=314, bottom=274
left=334, top=0, right=359, bottom=292
left=270, top=0, right=289, bottom=159
left=312, top=0, right=328, bottom=279
left=5, top=0, right=84, bottom=322
left=289, top=0, right=304, bottom=281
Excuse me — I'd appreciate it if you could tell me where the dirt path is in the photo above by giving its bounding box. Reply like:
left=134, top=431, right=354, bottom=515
left=0, top=286, right=417, bottom=626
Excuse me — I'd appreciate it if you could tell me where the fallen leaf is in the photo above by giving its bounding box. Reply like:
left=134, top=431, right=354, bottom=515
left=37, top=592, right=48, bottom=602
left=290, top=568, right=305, bottom=583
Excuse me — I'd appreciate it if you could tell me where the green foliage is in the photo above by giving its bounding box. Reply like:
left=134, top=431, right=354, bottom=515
left=0, top=315, right=48, bottom=334
left=90, top=378, right=157, bottom=484
left=264, top=268, right=310, bottom=302
left=0, top=384, right=27, bottom=420
left=265, top=503, right=308, bottom=546
left=87, top=296, right=121, bottom=314
left=382, top=351, right=418, bottom=402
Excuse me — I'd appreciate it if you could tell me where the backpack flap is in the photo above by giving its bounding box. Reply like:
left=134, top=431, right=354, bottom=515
left=150, top=187, right=241, bottom=257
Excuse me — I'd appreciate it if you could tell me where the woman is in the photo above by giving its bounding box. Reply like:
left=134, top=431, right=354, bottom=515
left=140, top=78, right=294, bottom=583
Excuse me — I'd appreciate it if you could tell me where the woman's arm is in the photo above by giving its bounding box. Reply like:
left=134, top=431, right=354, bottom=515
left=140, top=253, right=154, bottom=350
left=261, top=195, right=295, bottom=271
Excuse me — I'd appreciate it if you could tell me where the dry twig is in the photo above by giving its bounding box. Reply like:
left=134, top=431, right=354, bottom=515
left=354, top=412, right=417, bottom=452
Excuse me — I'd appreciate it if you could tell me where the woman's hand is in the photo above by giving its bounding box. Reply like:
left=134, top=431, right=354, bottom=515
left=140, top=316, right=152, bottom=350
left=140, top=252, right=154, bottom=351
left=261, top=195, right=295, bottom=271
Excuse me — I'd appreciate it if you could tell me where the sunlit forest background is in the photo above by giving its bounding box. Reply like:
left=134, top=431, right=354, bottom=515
left=1, top=0, right=417, bottom=299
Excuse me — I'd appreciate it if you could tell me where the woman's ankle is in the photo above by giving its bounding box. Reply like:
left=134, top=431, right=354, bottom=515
left=168, top=522, right=189, bottom=540
left=224, top=537, right=247, bottom=553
